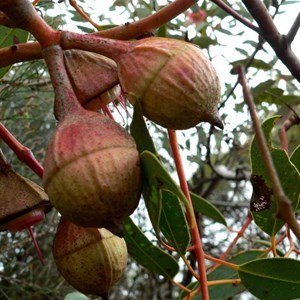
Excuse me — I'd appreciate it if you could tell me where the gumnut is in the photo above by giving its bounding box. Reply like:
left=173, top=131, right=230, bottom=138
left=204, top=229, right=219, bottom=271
left=63, top=50, right=119, bottom=109
left=53, top=218, right=128, bottom=299
left=42, top=45, right=141, bottom=233
left=42, top=109, right=141, bottom=232
left=117, top=38, right=222, bottom=130
left=63, top=35, right=223, bottom=130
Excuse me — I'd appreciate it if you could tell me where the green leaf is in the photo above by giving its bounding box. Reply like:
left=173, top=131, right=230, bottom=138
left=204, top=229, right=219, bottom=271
left=190, top=192, right=227, bottom=226
left=251, top=80, right=276, bottom=98
left=130, top=101, right=157, bottom=155
left=252, top=240, right=285, bottom=257
left=140, top=151, right=190, bottom=234
left=243, top=39, right=259, bottom=49
left=0, top=26, right=29, bottom=79
left=279, top=95, right=300, bottom=106
left=235, top=47, right=249, bottom=57
left=290, top=144, right=300, bottom=173
left=250, top=116, right=300, bottom=235
left=159, top=190, right=191, bottom=255
left=238, top=258, right=300, bottom=300
left=193, top=36, right=217, bottom=49
left=123, top=218, right=179, bottom=278
left=135, top=7, right=151, bottom=19
left=76, top=25, right=96, bottom=34
left=250, top=79, right=291, bottom=105
left=231, top=59, right=273, bottom=71
left=179, top=250, right=267, bottom=300
left=157, top=25, right=167, bottom=37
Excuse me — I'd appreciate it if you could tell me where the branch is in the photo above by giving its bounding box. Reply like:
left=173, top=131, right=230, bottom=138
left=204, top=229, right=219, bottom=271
left=0, top=122, right=44, bottom=178
left=0, top=0, right=197, bottom=68
left=0, top=0, right=59, bottom=47
left=0, top=43, right=42, bottom=68
left=279, top=112, right=300, bottom=152
left=242, top=0, right=300, bottom=82
left=93, top=0, right=198, bottom=40
left=168, top=129, right=209, bottom=300
left=236, top=65, right=300, bottom=241
left=286, top=12, right=300, bottom=44
left=210, top=0, right=260, bottom=33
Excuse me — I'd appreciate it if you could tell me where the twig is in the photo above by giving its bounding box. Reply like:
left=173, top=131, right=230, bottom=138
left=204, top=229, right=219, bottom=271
left=0, top=122, right=44, bottom=178
left=168, top=129, right=209, bottom=300
left=69, top=0, right=100, bottom=30
left=95, top=0, right=198, bottom=40
left=0, top=0, right=59, bottom=47
left=279, top=113, right=300, bottom=152
left=242, top=0, right=300, bottom=82
left=236, top=65, right=300, bottom=241
left=286, top=12, right=300, bottom=44
left=0, top=43, right=42, bottom=68
left=210, top=0, right=260, bottom=33
left=204, top=254, right=238, bottom=270
left=0, top=0, right=197, bottom=68
left=207, top=212, right=252, bottom=272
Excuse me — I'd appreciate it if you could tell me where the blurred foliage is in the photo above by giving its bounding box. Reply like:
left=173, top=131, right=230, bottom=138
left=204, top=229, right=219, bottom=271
left=0, top=0, right=299, bottom=299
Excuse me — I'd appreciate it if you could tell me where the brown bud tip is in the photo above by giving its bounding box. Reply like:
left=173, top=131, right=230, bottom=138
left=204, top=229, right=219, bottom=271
left=208, top=112, right=224, bottom=130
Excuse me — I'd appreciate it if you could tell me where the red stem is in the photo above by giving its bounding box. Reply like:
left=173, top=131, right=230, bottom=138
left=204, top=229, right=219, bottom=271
left=28, top=226, right=45, bottom=265
left=167, top=129, right=209, bottom=300
left=0, top=122, right=44, bottom=178
left=42, top=45, right=82, bottom=120
left=237, top=65, right=300, bottom=241
left=0, top=0, right=197, bottom=67
left=0, top=0, right=59, bottom=47
left=0, top=43, right=42, bottom=68
left=94, top=0, right=198, bottom=40
left=208, top=212, right=252, bottom=272
left=210, top=0, right=259, bottom=33
left=60, top=31, right=131, bottom=61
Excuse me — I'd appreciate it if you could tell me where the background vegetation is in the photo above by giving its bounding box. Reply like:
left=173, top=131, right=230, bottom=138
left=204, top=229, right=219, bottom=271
left=0, top=0, right=299, bottom=299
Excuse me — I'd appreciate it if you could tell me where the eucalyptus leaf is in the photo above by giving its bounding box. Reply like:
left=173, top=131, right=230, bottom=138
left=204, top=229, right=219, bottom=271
left=231, top=59, right=273, bottom=71
left=123, top=218, right=179, bottom=278
left=130, top=100, right=157, bottom=155
left=290, top=144, right=300, bottom=172
left=191, top=192, right=227, bottom=226
left=238, top=258, right=300, bottom=300
left=140, top=150, right=190, bottom=234
left=159, top=190, right=191, bottom=255
left=250, top=116, right=300, bottom=236
left=179, top=250, right=266, bottom=300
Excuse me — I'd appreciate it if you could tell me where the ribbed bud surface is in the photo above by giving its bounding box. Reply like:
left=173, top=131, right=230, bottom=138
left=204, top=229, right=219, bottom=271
left=117, top=37, right=222, bottom=130
left=53, top=218, right=127, bottom=296
left=43, top=110, right=141, bottom=230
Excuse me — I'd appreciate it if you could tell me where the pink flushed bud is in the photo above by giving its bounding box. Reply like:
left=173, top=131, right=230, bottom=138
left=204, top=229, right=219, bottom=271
left=117, top=38, right=223, bottom=130
left=42, top=46, right=142, bottom=233
left=62, top=35, right=223, bottom=130
left=42, top=109, right=142, bottom=232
